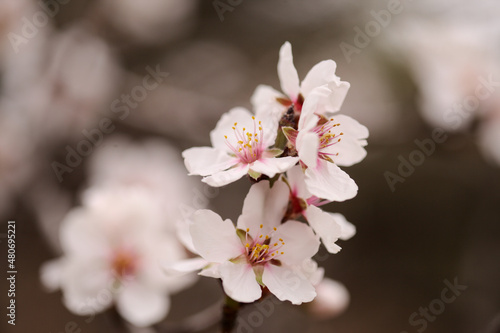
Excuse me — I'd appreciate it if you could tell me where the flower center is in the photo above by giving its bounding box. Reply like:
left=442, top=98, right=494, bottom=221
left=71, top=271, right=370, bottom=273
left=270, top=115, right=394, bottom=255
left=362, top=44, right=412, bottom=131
left=111, top=248, right=138, bottom=279
left=243, top=224, right=285, bottom=265
left=314, top=118, right=343, bottom=161
left=224, top=117, right=264, bottom=164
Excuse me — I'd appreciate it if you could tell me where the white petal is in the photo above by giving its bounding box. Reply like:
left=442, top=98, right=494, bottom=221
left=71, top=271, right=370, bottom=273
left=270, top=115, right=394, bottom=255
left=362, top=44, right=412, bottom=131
left=190, top=210, right=242, bottom=263
left=219, top=262, right=262, bottom=303
left=262, top=264, right=316, bottom=305
left=116, top=283, right=170, bottom=327
left=62, top=258, right=113, bottom=316
left=251, top=84, right=286, bottom=123
left=298, top=86, right=330, bottom=131
left=334, top=114, right=369, bottom=139
left=304, top=206, right=342, bottom=254
left=304, top=161, right=358, bottom=202
left=163, top=257, right=208, bottom=276
left=273, top=221, right=320, bottom=265
left=237, top=180, right=290, bottom=236
left=278, top=42, right=300, bottom=100
left=308, top=278, right=350, bottom=319
left=40, top=258, right=65, bottom=292
left=297, top=131, right=319, bottom=169
left=202, top=164, right=249, bottom=187
left=286, top=165, right=312, bottom=199
left=326, top=80, right=350, bottom=113
left=199, top=263, right=221, bottom=278
left=301, top=60, right=338, bottom=96
left=182, top=147, right=237, bottom=176
left=250, top=156, right=298, bottom=178
left=330, top=213, right=356, bottom=241
left=59, top=208, right=108, bottom=256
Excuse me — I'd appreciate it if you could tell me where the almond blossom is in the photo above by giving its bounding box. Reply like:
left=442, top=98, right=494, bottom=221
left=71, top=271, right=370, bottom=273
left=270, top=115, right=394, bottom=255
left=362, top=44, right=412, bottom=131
left=182, top=107, right=298, bottom=187
left=251, top=42, right=351, bottom=124
left=282, top=86, right=369, bottom=202
left=168, top=181, right=321, bottom=305
left=283, top=165, right=356, bottom=253
left=40, top=187, right=196, bottom=327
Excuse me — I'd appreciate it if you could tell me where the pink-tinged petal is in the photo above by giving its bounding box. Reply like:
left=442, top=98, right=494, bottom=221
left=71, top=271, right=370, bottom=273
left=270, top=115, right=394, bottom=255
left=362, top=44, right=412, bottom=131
left=163, top=258, right=208, bottom=276
left=330, top=213, right=356, bottom=241
left=308, top=278, right=350, bottom=319
left=219, top=262, right=262, bottom=303
left=304, top=161, right=358, bottom=202
left=286, top=165, right=312, bottom=199
left=237, top=180, right=290, bottom=235
left=252, top=84, right=286, bottom=122
left=304, top=206, right=342, bottom=254
left=190, top=210, right=242, bottom=263
left=116, top=282, right=170, bottom=327
left=209, top=107, right=256, bottom=152
left=273, top=221, right=320, bottom=265
left=297, top=131, right=319, bottom=169
left=301, top=60, right=339, bottom=97
left=202, top=164, right=249, bottom=187
left=182, top=147, right=238, bottom=176
left=278, top=42, right=300, bottom=100
left=262, top=264, right=316, bottom=305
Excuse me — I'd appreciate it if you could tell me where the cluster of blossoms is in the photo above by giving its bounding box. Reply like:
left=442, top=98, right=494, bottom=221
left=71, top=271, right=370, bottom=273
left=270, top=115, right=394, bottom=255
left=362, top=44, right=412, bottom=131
left=176, top=42, right=368, bottom=307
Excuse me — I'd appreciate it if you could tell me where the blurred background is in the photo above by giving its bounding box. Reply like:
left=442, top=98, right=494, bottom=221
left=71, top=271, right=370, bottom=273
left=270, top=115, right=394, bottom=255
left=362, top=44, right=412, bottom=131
left=1, top=0, right=499, bottom=332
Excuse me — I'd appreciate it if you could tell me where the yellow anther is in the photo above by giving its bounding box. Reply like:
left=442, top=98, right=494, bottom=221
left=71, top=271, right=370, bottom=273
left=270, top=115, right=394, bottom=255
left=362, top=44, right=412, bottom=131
left=245, top=243, right=249, bottom=248
left=260, top=224, right=263, bottom=228
left=259, top=235, right=263, bottom=238
left=273, top=227, right=277, bottom=231
left=224, top=135, right=228, bottom=139
left=265, top=235, right=269, bottom=240
left=232, top=127, right=235, bottom=130
left=274, top=243, right=278, bottom=247
left=234, top=122, right=238, bottom=126
left=340, top=132, right=344, bottom=135
left=279, top=238, right=283, bottom=242
left=281, top=252, right=284, bottom=255
left=252, top=116, right=255, bottom=120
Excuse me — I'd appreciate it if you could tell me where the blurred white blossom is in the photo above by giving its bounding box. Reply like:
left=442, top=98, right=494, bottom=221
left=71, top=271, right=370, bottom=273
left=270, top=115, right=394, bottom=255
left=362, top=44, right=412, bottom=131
left=41, top=187, right=196, bottom=327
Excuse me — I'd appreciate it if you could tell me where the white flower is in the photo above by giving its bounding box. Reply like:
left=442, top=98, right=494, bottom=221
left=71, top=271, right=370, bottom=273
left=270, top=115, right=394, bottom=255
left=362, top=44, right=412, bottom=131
left=251, top=41, right=350, bottom=124
left=281, top=86, right=368, bottom=202
left=182, top=107, right=298, bottom=187
left=169, top=181, right=321, bottom=305
left=40, top=187, right=195, bottom=327
left=283, top=166, right=356, bottom=253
